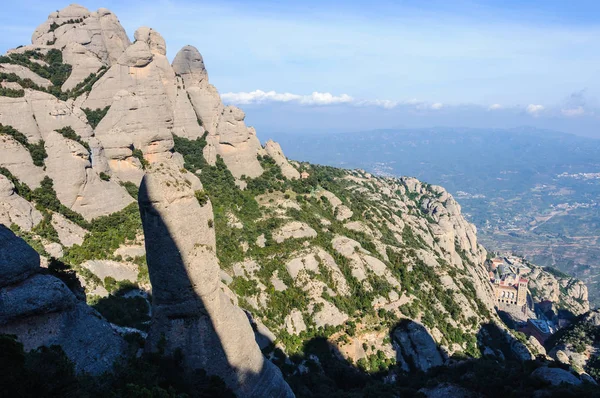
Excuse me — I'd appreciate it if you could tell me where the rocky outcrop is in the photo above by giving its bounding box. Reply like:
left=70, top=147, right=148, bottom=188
left=274, top=221, right=317, bottom=243
left=172, top=46, right=263, bottom=180
left=0, top=225, right=125, bottom=374
left=547, top=309, right=600, bottom=379
left=264, top=140, right=300, bottom=179
left=139, top=162, right=293, bottom=397
left=0, top=175, right=42, bottom=231
left=44, top=131, right=133, bottom=220
left=30, top=4, right=130, bottom=89
left=84, top=31, right=176, bottom=183
left=526, top=265, right=589, bottom=315
left=393, top=320, right=444, bottom=372
left=531, top=367, right=583, bottom=386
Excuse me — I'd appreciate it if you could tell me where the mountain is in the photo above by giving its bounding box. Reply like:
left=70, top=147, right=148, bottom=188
left=0, top=4, right=598, bottom=397
left=264, top=128, right=600, bottom=307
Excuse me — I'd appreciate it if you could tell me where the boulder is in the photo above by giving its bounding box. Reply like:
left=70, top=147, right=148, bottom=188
left=0, top=226, right=39, bottom=288
left=0, top=225, right=125, bottom=375
left=274, top=221, right=317, bottom=243
left=531, top=367, right=582, bottom=386
left=393, top=321, right=444, bottom=372
left=0, top=274, right=76, bottom=324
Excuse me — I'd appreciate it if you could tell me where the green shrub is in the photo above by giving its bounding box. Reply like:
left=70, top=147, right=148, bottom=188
left=173, top=133, right=207, bottom=173
left=55, top=126, right=90, bottom=152
left=195, top=190, right=209, bottom=206
left=31, top=177, right=88, bottom=228
left=63, top=203, right=142, bottom=265
left=131, top=148, right=148, bottom=169
left=82, top=106, right=110, bottom=129
left=0, top=124, right=47, bottom=166
left=119, top=181, right=139, bottom=199
left=90, top=294, right=150, bottom=331
left=99, top=172, right=110, bottom=181
left=0, top=167, right=32, bottom=200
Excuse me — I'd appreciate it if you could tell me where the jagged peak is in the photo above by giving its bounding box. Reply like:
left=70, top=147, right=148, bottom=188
left=172, top=45, right=208, bottom=83
left=133, top=27, right=167, bottom=56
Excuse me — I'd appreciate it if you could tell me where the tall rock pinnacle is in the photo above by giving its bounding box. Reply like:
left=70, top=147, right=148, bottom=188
left=139, top=162, right=294, bottom=398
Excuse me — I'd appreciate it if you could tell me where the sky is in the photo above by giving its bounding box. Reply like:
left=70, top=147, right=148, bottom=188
left=1, top=0, right=600, bottom=137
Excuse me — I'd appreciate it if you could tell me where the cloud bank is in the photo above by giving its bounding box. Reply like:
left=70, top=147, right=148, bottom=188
left=221, top=89, right=445, bottom=110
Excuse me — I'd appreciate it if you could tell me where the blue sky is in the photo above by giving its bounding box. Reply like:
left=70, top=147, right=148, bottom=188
left=2, top=1, right=600, bottom=137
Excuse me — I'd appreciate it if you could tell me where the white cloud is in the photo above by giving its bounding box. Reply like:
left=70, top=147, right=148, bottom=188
left=221, top=90, right=354, bottom=106
left=355, top=99, right=399, bottom=109
left=221, top=90, right=300, bottom=104
left=300, top=92, right=354, bottom=105
left=526, top=104, right=544, bottom=116
left=221, top=89, right=446, bottom=110
left=488, top=103, right=502, bottom=110
left=561, top=106, right=585, bottom=117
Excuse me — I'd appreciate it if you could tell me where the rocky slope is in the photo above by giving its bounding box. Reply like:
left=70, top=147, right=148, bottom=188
left=0, top=4, right=597, bottom=396
left=526, top=264, right=590, bottom=316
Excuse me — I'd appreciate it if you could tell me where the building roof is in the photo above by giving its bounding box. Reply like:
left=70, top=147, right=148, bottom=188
left=528, top=319, right=551, bottom=335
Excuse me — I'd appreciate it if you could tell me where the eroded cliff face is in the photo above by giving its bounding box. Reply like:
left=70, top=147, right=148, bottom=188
left=1, top=3, right=290, bottom=223
left=139, top=162, right=293, bottom=397
left=526, top=265, right=589, bottom=316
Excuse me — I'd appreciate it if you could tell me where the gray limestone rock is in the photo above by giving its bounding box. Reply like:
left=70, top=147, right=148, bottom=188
left=0, top=273, right=76, bottom=324
left=32, top=4, right=130, bottom=82
left=393, top=321, right=444, bottom=372
left=0, top=300, right=126, bottom=375
left=51, top=212, right=87, bottom=247
left=0, top=226, right=40, bottom=288
left=0, top=225, right=125, bottom=374
left=0, top=135, right=45, bottom=189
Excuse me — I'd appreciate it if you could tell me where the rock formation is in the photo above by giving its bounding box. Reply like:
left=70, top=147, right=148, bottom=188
left=393, top=320, right=444, bottom=372
left=264, top=140, right=300, bottom=179
left=139, top=162, right=293, bottom=397
left=172, top=46, right=265, bottom=180
left=526, top=265, right=589, bottom=315
left=0, top=225, right=125, bottom=374
left=0, top=175, right=42, bottom=231
left=1, top=3, right=596, bottom=395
